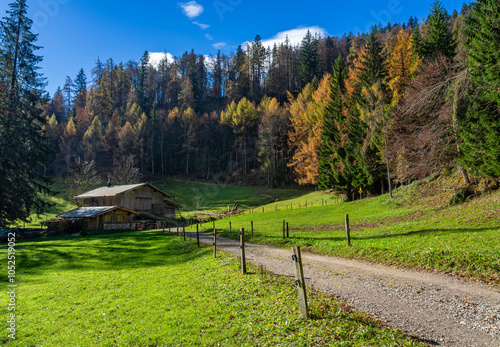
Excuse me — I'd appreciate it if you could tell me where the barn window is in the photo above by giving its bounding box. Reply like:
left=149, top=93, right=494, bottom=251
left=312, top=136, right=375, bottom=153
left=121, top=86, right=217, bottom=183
left=105, top=215, right=112, bottom=222
left=117, top=215, right=125, bottom=222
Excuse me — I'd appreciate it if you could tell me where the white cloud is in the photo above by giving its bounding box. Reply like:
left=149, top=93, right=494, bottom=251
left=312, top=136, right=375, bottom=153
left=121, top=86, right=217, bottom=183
left=148, top=52, right=175, bottom=68
left=193, top=21, right=210, bottom=30
left=205, top=33, right=214, bottom=40
left=213, top=42, right=228, bottom=49
left=244, top=26, right=328, bottom=49
left=179, top=1, right=204, bottom=19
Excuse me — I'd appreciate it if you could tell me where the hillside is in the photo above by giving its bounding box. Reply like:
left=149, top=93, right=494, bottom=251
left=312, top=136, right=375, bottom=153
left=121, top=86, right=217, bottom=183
left=197, top=172, right=500, bottom=285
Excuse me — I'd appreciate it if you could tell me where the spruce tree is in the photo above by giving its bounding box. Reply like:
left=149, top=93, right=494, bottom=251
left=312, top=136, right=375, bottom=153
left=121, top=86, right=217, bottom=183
left=411, top=25, right=424, bottom=61
left=318, top=58, right=346, bottom=190
left=458, top=0, right=500, bottom=177
left=318, top=57, right=369, bottom=197
left=423, top=0, right=456, bottom=60
left=298, top=30, right=319, bottom=87
left=0, top=0, right=49, bottom=226
left=358, top=30, right=387, bottom=90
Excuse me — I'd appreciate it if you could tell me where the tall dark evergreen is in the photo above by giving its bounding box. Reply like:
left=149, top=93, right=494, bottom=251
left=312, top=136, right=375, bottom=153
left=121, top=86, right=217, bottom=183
left=423, top=0, right=456, bottom=60
left=318, top=58, right=346, bottom=190
left=136, top=50, right=149, bottom=112
left=298, top=30, right=319, bottom=87
left=75, top=68, right=87, bottom=94
left=359, top=30, right=387, bottom=90
left=458, top=0, right=500, bottom=177
left=411, top=25, right=423, bottom=61
left=0, top=0, right=49, bottom=226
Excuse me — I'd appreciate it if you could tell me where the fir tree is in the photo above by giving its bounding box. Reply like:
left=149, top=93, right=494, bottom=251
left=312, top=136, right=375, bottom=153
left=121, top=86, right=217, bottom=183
left=358, top=30, right=387, bottom=91
left=411, top=25, right=424, bottom=62
left=318, top=57, right=369, bottom=196
left=458, top=0, right=500, bottom=177
left=0, top=0, right=49, bottom=225
left=298, top=30, right=319, bottom=87
left=318, top=58, right=346, bottom=190
left=423, top=0, right=456, bottom=60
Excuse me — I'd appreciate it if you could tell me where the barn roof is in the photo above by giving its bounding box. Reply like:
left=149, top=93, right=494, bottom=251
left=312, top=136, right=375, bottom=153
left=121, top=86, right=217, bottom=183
left=74, top=183, right=174, bottom=199
left=57, top=206, right=139, bottom=218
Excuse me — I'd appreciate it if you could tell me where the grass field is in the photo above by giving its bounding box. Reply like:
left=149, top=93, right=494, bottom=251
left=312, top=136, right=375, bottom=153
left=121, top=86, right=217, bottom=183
left=152, top=178, right=307, bottom=214
left=0, top=231, right=423, bottom=346
left=198, top=176, right=500, bottom=286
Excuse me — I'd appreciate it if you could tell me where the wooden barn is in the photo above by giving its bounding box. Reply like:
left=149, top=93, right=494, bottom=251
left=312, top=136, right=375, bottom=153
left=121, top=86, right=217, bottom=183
left=56, top=206, right=139, bottom=230
left=74, top=183, right=179, bottom=218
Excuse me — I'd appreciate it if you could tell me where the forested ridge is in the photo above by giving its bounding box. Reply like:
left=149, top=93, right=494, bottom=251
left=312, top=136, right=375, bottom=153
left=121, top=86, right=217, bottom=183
left=2, top=0, right=500, bottom=224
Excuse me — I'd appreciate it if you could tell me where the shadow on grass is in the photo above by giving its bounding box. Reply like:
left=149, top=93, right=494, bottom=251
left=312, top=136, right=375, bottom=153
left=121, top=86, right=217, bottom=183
left=353, top=226, right=500, bottom=240
left=5, top=230, right=207, bottom=280
left=237, top=225, right=500, bottom=243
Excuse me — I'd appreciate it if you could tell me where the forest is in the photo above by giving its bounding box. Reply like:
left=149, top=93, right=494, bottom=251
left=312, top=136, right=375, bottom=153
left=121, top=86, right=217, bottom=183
left=2, top=0, right=500, bottom=224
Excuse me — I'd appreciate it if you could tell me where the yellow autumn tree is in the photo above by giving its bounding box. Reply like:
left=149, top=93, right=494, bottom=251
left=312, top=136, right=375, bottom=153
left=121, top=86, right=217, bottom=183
left=288, top=73, right=331, bottom=185
left=387, top=29, right=419, bottom=104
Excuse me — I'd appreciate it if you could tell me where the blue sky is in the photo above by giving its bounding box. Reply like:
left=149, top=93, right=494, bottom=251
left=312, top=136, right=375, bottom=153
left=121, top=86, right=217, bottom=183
left=0, top=0, right=466, bottom=96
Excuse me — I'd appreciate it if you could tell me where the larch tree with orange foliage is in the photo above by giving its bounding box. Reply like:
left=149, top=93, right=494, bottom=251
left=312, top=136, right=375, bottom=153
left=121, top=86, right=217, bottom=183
left=288, top=74, right=331, bottom=185
left=387, top=29, right=419, bottom=104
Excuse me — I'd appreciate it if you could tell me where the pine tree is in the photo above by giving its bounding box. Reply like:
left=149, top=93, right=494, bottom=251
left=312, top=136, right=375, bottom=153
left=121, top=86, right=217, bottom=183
left=458, top=0, right=500, bottom=177
left=423, top=0, right=456, bottom=60
left=0, top=0, right=49, bottom=225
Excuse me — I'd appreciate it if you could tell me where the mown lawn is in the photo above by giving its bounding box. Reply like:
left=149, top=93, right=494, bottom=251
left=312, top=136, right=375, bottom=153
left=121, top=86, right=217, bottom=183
left=199, top=183, right=500, bottom=285
left=0, top=230, right=424, bottom=346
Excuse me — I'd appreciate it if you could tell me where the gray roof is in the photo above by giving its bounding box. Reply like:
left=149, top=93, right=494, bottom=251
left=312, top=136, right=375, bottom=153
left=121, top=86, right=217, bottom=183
left=57, top=206, right=139, bottom=218
left=74, top=183, right=174, bottom=199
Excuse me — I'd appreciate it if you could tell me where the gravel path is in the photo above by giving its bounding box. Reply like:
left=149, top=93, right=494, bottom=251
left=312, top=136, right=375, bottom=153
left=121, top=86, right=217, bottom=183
left=179, top=230, right=500, bottom=346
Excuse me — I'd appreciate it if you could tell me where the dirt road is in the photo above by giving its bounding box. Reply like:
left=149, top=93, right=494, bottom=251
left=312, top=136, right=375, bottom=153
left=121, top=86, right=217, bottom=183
left=182, top=230, right=500, bottom=346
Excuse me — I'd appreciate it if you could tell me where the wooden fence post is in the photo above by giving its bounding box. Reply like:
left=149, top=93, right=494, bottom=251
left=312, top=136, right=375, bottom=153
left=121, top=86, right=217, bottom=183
left=240, top=228, right=246, bottom=275
left=283, top=220, right=286, bottom=239
left=251, top=221, right=254, bottom=237
left=229, top=221, right=232, bottom=235
left=345, top=214, right=351, bottom=246
left=286, top=222, right=289, bottom=238
left=196, top=223, right=200, bottom=248
left=213, top=228, right=217, bottom=258
left=292, top=246, right=309, bottom=319
left=183, top=225, right=186, bottom=241
left=262, top=207, right=264, bottom=213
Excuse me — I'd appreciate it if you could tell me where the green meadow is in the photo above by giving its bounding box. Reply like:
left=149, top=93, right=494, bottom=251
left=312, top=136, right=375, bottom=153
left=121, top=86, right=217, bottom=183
left=0, top=231, right=423, bottom=346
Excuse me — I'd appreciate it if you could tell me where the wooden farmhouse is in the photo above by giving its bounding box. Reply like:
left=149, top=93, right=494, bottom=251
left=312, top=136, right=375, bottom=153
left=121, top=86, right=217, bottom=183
left=74, top=183, right=179, bottom=218
left=57, top=206, right=139, bottom=230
